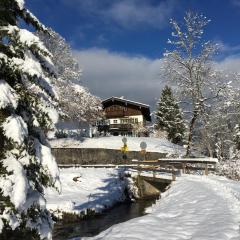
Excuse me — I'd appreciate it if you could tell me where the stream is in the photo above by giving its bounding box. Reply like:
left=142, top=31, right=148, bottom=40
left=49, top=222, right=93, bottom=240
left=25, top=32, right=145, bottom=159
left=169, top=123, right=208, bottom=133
left=53, top=197, right=159, bottom=240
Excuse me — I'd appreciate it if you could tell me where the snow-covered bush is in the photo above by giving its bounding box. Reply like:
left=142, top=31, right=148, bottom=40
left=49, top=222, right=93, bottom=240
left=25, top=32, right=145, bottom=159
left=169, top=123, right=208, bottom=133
left=0, top=1, right=60, bottom=239
left=217, top=160, right=240, bottom=181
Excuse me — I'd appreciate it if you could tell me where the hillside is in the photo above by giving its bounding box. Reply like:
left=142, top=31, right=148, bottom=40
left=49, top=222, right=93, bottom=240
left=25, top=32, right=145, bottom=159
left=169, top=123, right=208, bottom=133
left=50, top=136, right=185, bottom=156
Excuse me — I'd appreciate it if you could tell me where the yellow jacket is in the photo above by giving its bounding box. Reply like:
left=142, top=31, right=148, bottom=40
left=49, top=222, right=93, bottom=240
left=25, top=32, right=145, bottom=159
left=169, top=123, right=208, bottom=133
left=121, top=145, right=128, bottom=153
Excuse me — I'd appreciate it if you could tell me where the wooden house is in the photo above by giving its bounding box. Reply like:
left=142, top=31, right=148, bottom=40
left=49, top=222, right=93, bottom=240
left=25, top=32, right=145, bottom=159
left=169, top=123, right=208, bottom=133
left=97, top=96, right=151, bottom=136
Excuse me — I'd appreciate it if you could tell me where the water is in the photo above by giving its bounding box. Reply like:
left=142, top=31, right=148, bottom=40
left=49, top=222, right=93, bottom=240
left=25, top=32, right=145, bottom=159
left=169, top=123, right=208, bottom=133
left=53, top=198, right=158, bottom=240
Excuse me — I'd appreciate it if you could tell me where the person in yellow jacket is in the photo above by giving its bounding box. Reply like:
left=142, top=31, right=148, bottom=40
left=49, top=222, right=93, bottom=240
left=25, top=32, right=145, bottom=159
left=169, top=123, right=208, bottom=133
left=121, top=143, right=128, bottom=160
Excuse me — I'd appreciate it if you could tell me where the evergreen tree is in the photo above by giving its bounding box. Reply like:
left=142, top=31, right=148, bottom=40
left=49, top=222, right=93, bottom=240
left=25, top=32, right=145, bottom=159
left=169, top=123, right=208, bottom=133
left=155, top=86, right=185, bottom=144
left=0, top=1, right=60, bottom=239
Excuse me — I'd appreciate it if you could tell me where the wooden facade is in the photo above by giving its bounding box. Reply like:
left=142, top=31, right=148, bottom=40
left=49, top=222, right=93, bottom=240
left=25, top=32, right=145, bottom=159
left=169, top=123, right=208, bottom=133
left=98, top=97, right=151, bottom=136
left=105, top=104, right=142, bottom=118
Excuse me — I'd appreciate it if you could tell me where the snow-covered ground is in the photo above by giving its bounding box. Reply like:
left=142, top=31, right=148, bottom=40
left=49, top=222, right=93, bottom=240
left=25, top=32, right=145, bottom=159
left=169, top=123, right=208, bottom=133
left=47, top=166, right=240, bottom=240
left=80, top=175, right=240, bottom=240
left=45, top=167, right=126, bottom=217
left=50, top=136, right=185, bottom=155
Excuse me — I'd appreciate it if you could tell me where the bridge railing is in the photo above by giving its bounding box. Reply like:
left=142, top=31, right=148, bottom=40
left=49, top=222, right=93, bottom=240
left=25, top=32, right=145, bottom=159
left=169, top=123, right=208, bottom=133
left=131, top=164, right=179, bottom=181
left=132, top=158, right=218, bottom=180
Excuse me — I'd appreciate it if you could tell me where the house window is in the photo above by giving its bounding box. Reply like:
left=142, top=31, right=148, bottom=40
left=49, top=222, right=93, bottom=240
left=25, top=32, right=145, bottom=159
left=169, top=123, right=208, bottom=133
left=113, top=120, right=118, bottom=124
left=135, top=118, right=138, bottom=123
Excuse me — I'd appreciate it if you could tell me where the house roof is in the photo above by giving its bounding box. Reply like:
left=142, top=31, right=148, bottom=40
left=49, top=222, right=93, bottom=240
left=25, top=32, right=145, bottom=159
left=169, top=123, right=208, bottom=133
left=102, top=96, right=151, bottom=121
left=102, top=96, right=150, bottom=108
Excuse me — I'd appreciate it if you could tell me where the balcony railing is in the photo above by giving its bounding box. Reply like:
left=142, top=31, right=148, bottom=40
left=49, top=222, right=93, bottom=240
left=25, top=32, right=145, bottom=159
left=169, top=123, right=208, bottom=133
left=109, top=124, right=133, bottom=130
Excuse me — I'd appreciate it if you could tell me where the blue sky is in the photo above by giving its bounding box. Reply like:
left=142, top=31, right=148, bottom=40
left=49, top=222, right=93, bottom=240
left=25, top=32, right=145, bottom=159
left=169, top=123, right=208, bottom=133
left=26, top=0, right=240, bottom=108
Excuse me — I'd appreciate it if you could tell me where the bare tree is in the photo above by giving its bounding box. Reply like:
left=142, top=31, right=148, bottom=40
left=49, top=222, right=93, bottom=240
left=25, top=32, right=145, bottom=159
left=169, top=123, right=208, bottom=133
left=204, top=76, right=240, bottom=158
left=37, top=29, right=102, bottom=124
left=163, top=11, right=224, bottom=156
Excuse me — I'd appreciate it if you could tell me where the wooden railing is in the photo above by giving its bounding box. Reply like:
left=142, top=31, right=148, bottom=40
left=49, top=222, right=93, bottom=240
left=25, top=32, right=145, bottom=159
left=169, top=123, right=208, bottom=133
left=132, top=158, right=218, bottom=180
left=132, top=164, right=178, bottom=181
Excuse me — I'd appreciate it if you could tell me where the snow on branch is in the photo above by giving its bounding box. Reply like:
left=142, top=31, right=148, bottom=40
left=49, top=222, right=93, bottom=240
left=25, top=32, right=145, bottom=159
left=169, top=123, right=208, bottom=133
left=15, top=0, right=25, bottom=10
left=0, top=80, right=19, bottom=109
left=1, top=154, right=28, bottom=209
left=34, top=139, right=60, bottom=191
left=2, top=115, right=28, bottom=145
left=2, top=25, right=55, bottom=75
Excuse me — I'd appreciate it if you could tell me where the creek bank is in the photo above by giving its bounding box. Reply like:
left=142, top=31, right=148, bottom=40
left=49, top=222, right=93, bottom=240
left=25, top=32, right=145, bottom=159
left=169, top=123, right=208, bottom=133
left=45, top=168, right=128, bottom=219
left=52, top=171, right=173, bottom=239
left=53, top=197, right=159, bottom=240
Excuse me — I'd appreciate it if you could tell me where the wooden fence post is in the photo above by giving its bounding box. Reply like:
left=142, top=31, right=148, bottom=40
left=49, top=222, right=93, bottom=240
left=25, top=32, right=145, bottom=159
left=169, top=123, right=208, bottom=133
left=172, top=166, right=176, bottom=181
left=182, top=163, right=186, bottom=174
left=205, top=164, right=208, bottom=176
left=153, top=169, right=156, bottom=178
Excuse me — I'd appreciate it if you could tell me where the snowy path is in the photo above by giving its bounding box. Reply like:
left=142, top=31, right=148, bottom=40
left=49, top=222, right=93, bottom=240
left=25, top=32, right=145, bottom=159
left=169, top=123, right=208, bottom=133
left=83, top=175, right=240, bottom=240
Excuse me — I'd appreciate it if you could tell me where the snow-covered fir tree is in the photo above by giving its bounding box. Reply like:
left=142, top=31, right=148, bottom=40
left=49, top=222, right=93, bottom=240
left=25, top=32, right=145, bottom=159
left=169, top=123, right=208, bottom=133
left=37, top=29, right=102, bottom=125
left=0, top=1, right=60, bottom=239
left=155, top=86, right=185, bottom=144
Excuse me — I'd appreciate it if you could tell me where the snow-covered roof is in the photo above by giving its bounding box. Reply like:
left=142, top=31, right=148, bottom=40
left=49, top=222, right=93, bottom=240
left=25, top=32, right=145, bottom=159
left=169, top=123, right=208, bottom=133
left=102, top=96, right=150, bottom=109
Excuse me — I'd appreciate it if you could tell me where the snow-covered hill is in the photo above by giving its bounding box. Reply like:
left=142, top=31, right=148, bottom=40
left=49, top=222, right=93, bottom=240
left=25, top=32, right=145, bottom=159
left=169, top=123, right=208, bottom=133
left=50, top=136, right=185, bottom=156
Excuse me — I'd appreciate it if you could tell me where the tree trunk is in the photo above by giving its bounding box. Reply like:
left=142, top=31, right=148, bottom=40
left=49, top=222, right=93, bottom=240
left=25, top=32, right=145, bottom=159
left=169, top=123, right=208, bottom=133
left=206, top=143, right=213, bottom=157
left=186, top=111, right=198, bottom=156
left=203, top=127, right=213, bottom=157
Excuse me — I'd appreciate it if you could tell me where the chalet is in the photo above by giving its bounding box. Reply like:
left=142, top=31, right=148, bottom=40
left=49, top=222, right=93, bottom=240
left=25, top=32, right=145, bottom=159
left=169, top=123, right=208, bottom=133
left=97, top=96, right=151, bottom=136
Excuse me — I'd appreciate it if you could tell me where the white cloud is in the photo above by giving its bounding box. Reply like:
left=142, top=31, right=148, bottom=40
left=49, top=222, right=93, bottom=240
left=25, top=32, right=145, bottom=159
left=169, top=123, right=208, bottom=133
left=73, top=45, right=240, bottom=112
left=215, top=55, right=240, bottom=72
left=231, top=0, right=240, bottom=7
left=62, top=0, right=177, bottom=29
left=73, top=48, right=165, bottom=109
left=216, top=41, right=240, bottom=55
left=105, top=0, right=177, bottom=29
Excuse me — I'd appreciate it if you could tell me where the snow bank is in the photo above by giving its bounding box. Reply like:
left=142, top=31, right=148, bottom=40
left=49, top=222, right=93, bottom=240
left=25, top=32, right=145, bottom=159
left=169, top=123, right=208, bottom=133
left=83, top=175, right=240, bottom=240
left=45, top=168, right=126, bottom=217
left=50, top=136, right=185, bottom=156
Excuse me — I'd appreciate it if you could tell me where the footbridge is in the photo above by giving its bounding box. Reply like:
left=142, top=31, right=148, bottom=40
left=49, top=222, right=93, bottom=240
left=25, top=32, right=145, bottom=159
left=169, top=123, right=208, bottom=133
left=129, top=158, right=218, bottom=198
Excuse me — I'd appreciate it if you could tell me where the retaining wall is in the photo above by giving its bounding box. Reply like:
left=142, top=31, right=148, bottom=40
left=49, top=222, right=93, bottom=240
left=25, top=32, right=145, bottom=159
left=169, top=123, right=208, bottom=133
left=52, top=148, right=167, bottom=165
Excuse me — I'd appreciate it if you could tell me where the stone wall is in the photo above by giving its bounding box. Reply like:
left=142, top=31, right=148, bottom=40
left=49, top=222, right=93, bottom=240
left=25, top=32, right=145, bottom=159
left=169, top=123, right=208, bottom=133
left=52, top=148, right=167, bottom=165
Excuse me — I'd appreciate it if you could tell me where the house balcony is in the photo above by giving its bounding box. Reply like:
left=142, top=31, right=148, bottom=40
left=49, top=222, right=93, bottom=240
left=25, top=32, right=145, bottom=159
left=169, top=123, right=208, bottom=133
left=109, top=124, right=133, bottom=131
left=97, top=123, right=134, bottom=133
